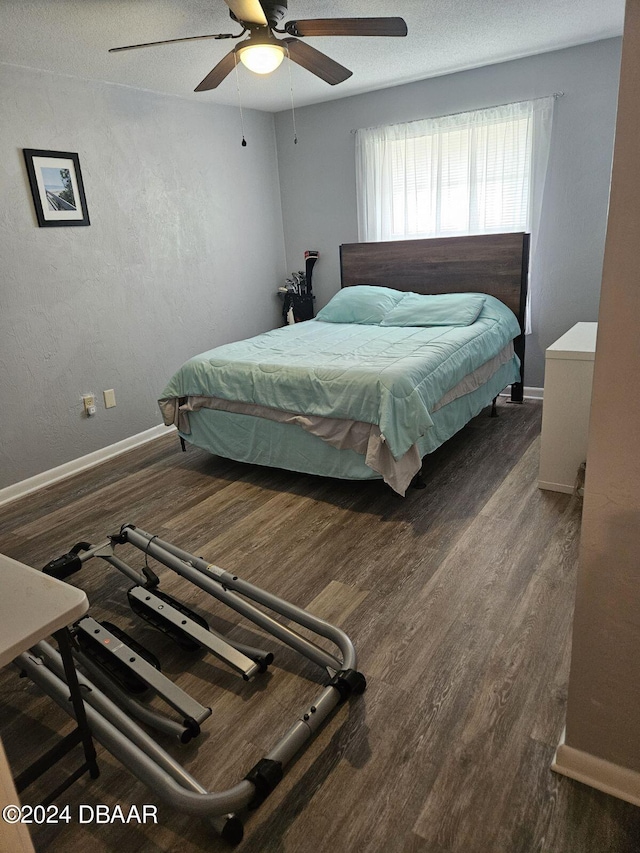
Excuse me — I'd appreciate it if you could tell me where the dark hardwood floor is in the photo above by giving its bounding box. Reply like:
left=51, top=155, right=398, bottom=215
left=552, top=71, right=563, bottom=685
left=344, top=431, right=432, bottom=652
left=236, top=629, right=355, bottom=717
left=1, top=399, right=639, bottom=852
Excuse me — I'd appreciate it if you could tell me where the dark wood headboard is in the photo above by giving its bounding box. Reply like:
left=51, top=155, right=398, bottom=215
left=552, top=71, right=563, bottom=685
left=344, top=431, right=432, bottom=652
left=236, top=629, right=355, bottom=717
left=339, top=232, right=530, bottom=401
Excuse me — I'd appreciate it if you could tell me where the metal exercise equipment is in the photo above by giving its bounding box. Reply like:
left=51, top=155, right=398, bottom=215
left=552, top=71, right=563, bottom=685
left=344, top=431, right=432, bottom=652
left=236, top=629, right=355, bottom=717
left=21, top=524, right=366, bottom=844
left=43, top=539, right=234, bottom=743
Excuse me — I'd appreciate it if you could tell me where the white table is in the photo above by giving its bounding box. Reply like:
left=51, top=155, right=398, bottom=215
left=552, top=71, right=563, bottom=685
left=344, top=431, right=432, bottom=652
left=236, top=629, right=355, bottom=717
left=538, top=322, right=598, bottom=493
left=0, top=552, right=99, bottom=803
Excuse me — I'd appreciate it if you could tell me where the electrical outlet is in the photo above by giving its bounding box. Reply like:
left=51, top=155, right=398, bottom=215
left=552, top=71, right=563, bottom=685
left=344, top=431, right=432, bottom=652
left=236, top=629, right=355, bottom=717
left=82, top=394, right=96, bottom=416
left=103, top=389, right=116, bottom=409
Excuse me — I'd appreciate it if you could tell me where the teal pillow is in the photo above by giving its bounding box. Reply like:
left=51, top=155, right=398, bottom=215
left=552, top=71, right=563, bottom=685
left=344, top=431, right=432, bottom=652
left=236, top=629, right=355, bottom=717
left=316, top=285, right=404, bottom=325
left=380, top=292, right=486, bottom=327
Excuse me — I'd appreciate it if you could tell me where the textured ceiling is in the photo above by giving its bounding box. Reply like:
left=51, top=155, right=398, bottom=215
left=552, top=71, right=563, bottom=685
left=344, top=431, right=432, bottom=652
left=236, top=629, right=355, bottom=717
left=1, top=0, right=625, bottom=112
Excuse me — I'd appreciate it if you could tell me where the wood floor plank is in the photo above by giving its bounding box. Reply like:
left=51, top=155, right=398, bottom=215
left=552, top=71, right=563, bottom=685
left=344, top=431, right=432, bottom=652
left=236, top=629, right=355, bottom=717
left=412, top=502, right=583, bottom=850
left=1, top=400, right=639, bottom=852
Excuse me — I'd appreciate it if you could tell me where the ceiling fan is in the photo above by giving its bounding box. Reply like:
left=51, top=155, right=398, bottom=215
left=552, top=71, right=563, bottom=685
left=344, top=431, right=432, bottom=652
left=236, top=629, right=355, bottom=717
left=109, top=0, right=408, bottom=91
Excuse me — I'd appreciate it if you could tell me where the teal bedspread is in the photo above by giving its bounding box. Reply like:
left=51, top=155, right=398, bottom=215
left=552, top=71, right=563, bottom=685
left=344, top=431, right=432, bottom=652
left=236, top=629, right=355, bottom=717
left=181, top=358, right=520, bottom=483
left=160, top=295, right=520, bottom=461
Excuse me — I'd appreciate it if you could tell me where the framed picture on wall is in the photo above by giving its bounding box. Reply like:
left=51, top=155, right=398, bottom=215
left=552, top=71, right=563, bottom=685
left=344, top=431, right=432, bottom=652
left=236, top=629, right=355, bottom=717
left=23, top=149, right=90, bottom=227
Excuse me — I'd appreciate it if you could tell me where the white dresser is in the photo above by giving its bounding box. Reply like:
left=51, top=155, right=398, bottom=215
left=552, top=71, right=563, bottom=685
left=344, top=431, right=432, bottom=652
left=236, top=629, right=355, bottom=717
left=538, top=322, right=598, bottom=493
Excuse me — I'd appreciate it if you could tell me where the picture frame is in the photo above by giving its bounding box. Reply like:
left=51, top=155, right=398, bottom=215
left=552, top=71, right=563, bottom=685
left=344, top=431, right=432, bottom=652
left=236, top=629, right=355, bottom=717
left=23, top=149, right=90, bottom=227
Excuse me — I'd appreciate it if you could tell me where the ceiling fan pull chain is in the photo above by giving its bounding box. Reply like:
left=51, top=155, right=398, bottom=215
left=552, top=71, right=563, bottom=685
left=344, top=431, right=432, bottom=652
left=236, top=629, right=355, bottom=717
left=233, top=52, right=248, bottom=146
left=286, top=45, right=298, bottom=145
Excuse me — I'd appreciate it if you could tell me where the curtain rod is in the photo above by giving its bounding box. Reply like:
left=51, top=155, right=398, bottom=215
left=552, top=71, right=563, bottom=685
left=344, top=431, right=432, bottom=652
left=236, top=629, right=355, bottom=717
left=349, top=92, right=564, bottom=135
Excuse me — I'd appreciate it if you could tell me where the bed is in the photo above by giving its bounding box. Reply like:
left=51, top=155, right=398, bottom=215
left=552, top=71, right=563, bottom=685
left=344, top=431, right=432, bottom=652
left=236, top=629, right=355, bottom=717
left=159, top=232, right=529, bottom=496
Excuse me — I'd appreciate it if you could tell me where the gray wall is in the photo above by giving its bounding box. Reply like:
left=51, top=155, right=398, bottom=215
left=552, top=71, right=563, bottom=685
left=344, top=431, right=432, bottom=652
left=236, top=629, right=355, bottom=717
left=0, top=39, right=622, bottom=489
left=274, top=38, right=621, bottom=389
left=0, top=64, right=286, bottom=489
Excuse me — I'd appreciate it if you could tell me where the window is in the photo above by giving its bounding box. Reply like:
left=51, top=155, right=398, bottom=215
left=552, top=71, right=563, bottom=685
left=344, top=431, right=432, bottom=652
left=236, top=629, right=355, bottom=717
left=355, top=98, right=555, bottom=331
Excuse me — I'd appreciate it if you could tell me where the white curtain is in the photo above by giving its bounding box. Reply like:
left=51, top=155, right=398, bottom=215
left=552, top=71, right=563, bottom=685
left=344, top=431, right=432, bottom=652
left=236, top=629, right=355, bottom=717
left=355, top=98, right=554, bottom=332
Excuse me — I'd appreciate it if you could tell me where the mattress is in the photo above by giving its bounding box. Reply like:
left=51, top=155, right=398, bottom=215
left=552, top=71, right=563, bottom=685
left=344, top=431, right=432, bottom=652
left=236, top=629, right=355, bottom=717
left=177, top=357, right=519, bottom=491
left=159, top=294, right=521, bottom=495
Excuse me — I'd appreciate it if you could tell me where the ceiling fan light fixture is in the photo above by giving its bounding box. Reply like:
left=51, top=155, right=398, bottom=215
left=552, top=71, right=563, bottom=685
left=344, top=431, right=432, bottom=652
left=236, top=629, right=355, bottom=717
left=237, top=41, right=285, bottom=74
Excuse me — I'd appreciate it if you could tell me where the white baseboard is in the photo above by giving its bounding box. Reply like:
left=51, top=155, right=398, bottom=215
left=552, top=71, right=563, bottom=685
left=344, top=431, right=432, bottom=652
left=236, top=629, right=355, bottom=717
left=552, top=730, right=640, bottom=807
left=538, top=480, right=574, bottom=494
left=499, top=386, right=543, bottom=400
left=0, top=424, right=175, bottom=508
left=523, top=386, right=543, bottom=400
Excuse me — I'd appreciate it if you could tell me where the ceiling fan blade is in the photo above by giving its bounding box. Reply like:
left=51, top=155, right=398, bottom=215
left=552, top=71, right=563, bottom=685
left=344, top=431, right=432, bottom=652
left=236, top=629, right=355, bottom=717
left=282, top=38, right=351, bottom=85
left=285, top=18, right=408, bottom=38
left=109, top=33, right=238, bottom=53
left=194, top=50, right=237, bottom=91
left=224, top=0, right=268, bottom=26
